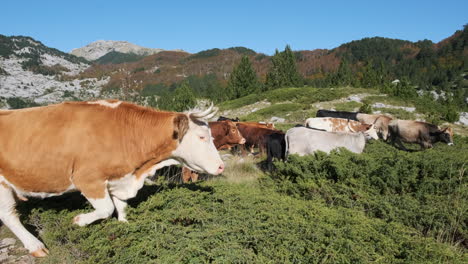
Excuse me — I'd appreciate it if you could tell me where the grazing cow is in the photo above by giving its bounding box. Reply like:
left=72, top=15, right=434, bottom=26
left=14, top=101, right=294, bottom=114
left=285, top=127, right=367, bottom=156
left=316, top=109, right=358, bottom=121
left=304, top=117, right=379, bottom=140
left=182, top=120, right=246, bottom=182
left=357, top=113, right=393, bottom=140
left=217, top=116, right=240, bottom=122
left=0, top=100, right=224, bottom=257
left=388, top=119, right=454, bottom=151
left=236, top=123, right=279, bottom=154
left=265, top=132, right=286, bottom=171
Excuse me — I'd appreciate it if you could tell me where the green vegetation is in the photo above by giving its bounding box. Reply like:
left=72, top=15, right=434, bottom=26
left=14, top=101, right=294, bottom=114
left=242, top=103, right=305, bottom=121
left=188, top=48, right=221, bottom=59
left=227, top=47, right=256, bottom=56
left=269, top=137, right=468, bottom=253
left=6, top=97, right=40, bottom=109
left=227, top=56, right=260, bottom=99
left=334, top=101, right=362, bottom=112
left=94, top=51, right=145, bottom=64
left=218, top=87, right=370, bottom=111
left=265, top=45, right=303, bottom=90
left=154, top=81, right=197, bottom=111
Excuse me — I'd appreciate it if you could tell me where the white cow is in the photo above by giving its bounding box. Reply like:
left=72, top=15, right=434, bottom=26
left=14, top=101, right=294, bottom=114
left=285, top=127, right=367, bottom=156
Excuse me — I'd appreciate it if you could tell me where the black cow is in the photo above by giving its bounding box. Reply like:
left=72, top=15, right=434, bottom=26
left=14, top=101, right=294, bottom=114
left=265, top=132, right=286, bottom=171
left=316, top=109, right=358, bottom=121
left=217, top=116, right=240, bottom=122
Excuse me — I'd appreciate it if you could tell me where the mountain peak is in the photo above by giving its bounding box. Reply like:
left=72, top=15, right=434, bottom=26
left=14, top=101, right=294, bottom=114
left=70, top=40, right=187, bottom=61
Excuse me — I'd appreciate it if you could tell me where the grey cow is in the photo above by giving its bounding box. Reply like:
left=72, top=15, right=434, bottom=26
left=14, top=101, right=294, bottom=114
left=285, top=127, right=367, bottom=157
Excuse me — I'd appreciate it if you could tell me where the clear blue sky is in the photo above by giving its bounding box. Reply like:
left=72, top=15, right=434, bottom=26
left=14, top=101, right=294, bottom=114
left=1, top=0, right=467, bottom=55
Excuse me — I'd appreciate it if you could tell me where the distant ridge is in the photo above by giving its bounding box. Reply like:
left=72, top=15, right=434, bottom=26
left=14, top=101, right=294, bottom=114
left=70, top=40, right=187, bottom=61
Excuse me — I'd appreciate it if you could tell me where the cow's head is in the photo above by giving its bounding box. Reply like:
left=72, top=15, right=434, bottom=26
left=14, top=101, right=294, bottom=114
left=223, top=120, right=246, bottom=145
left=350, top=123, right=379, bottom=140
left=172, top=105, right=225, bottom=175
left=439, top=127, right=454, bottom=146
left=363, top=124, right=379, bottom=140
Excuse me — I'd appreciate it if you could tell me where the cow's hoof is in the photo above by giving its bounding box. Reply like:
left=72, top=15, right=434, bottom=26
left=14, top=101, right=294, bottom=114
left=118, top=218, right=128, bottom=223
left=73, top=215, right=85, bottom=226
left=31, top=248, right=49, bottom=257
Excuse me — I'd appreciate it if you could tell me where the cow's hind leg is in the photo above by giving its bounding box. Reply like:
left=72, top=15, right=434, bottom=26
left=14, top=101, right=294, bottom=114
left=111, top=196, right=128, bottom=222
left=73, top=183, right=115, bottom=227
left=0, top=182, right=48, bottom=257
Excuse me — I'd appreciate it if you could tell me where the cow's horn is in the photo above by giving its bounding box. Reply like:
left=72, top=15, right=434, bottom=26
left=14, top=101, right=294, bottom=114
left=189, top=103, right=217, bottom=119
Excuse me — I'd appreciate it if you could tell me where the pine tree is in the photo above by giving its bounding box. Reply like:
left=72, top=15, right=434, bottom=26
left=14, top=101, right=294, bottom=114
left=172, top=81, right=197, bottom=112
left=227, top=56, right=259, bottom=99
left=157, top=81, right=197, bottom=112
left=265, top=45, right=303, bottom=90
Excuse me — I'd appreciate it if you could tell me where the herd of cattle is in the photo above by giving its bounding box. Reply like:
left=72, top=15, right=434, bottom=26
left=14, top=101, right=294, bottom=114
left=208, top=108, right=454, bottom=173
left=0, top=100, right=455, bottom=257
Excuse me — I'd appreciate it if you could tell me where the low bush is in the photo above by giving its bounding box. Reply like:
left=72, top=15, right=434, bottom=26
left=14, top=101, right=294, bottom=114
left=269, top=137, right=468, bottom=250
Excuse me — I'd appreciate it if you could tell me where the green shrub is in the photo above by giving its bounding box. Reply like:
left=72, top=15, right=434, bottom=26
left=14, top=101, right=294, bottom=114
left=358, top=102, right=372, bottom=113
left=269, top=137, right=468, bottom=248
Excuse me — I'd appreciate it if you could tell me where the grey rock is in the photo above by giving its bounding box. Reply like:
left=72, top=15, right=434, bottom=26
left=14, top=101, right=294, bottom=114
left=270, top=116, right=285, bottom=123
left=0, top=238, right=16, bottom=248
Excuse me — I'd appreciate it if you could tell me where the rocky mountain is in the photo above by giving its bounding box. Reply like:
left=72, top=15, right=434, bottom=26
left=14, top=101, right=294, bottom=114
left=70, top=40, right=186, bottom=61
left=0, top=35, right=109, bottom=106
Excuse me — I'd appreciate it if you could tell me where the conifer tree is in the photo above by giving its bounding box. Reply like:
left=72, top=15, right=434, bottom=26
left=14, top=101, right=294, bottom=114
left=157, top=81, right=197, bottom=112
left=227, top=56, right=259, bottom=99
left=265, top=45, right=303, bottom=90
left=172, top=81, right=197, bottom=111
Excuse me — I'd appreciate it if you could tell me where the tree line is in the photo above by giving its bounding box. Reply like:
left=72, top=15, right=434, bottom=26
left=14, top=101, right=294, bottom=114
left=143, top=25, right=466, bottom=116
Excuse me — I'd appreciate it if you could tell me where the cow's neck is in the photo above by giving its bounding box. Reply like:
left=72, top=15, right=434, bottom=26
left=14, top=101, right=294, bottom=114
left=115, top=108, right=178, bottom=170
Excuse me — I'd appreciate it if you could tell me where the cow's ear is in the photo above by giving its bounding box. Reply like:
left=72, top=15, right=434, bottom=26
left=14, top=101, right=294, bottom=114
left=173, top=114, right=189, bottom=142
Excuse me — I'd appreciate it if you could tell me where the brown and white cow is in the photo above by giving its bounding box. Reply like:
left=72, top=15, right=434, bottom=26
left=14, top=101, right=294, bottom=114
left=388, top=119, right=454, bottom=151
left=182, top=120, right=245, bottom=182
left=0, top=100, right=224, bottom=257
left=356, top=113, right=393, bottom=140
left=304, top=117, right=379, bottom=140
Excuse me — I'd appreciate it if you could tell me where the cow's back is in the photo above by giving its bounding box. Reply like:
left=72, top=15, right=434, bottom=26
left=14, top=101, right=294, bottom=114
left=316, top=110, right=358, bottom=121
left=0, top=102, right=177, bottom=193
left=286, top=127, right=365, bottom=156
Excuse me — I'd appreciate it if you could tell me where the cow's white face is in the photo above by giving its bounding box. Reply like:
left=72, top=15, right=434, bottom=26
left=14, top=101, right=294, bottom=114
left=364, top=124, right=379, bottom=140
left=172, top=118, right=224, bottom=175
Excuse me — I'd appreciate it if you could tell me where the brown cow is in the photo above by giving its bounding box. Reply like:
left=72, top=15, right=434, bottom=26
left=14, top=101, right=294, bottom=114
left=388, top=119, right=454, bottom=151
left=0, top=100, right=223, bottom=257
left=210, top=120, right=246, bottom=150
left=236, top=122, right=280, bottom=154
left=182, top=120, right=245, bottom=182
left=242, top=121, right=275, bottom=129
left=357, top=113, right=393, bottom=140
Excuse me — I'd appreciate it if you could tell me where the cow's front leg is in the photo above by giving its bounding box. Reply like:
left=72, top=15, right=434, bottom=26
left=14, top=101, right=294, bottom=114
left=73, top=185, right=115, bottom=227
left=111, top=196, right=128, bottom=222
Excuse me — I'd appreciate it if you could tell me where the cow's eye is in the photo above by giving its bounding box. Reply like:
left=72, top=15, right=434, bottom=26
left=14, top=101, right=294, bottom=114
left=199, top=136, right=206, bottom=140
